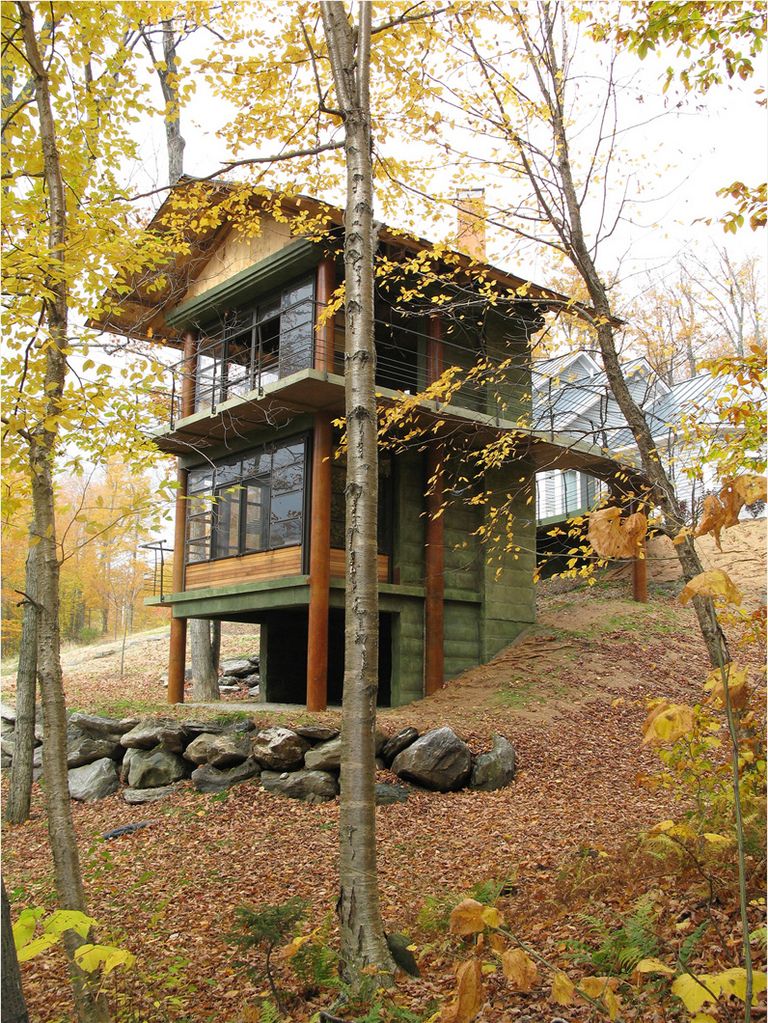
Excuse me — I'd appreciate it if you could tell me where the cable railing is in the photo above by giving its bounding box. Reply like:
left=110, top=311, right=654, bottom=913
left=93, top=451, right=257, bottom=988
left=147, top=300, right=535, bottom=434
left=139, top=540, right=174, bottom=602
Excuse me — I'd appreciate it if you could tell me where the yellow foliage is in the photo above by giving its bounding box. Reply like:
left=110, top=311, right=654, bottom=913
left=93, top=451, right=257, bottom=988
left=578, top=976, right=621, bottom=1019
left=550, top=971, right=576, bottom=1006
left=449, top=899, right=499, bottom=936
left=672, top=967, right=767, bottom=1012
left=642, top=701, right=695, bottom=745
left=500, top=948, right=538, bottom=992
left=635, top=957, right=676, bottom=976
left=679, top=570, right=742, bottom=606
left=704, top=664, right=749, bottom=710
left=588, top=507, right=647, bottom=560
left=440, top=958, right=484, bottom=1023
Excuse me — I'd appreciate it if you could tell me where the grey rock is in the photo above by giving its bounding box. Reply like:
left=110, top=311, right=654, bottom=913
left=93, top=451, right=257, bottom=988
left=120, top=719, right=184, bottom=751
left=242, top=673, right=260, bottom=688
left=248, top=655, right=260, bottom=668
left=68, top=758, right=119, bottom=802
left=1, top=751, right=12, bottom=769
left=218, top=684, right=240, bottom=692
left=228, top=719, right=257, bottom=734
left=375, top=758, right=386, bottom=771
left=391, top=726, right=472, bottom=792
left=180, top=720, right=226, bottom=739
left=381, top=727, right=419, bottom=764
left=375, top=730, right=388, bottom=756
left=123, top=785, right=178, bottom=805
left=1, top=718, right=15, bottom=737
left=248, top=687, right=260, bottom=697
left=220, top=658, right=254, bottom=678
left=66, top=724, right=122, bottom=768
left=469, top=735, right=516, bottom=792
left=261, top=769, right=338, bottom=803
left=127, top=747, right=188, bottom=789
left=251, top=727, right=309, bottom=770
left=69, top=712, right=139, bottom=738
left=375, top=783, right=410, bottom=805
left=191, top=757, right=260, bottom=793
left=120, top=747, right=139, bottom=783
left=184, top=732, right=250, bottom=768
left=0, top=702, right=16, bottom=724
left=1, top=735, right=15, bottom=760
left=295, top=725, right=340, bottom=743
left=303, top=736, right=342, bottom=771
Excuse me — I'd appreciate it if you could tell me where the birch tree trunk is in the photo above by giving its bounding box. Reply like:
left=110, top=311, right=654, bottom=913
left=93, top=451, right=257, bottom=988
left=190, top=619, right=220, bottom=701
left=18, top=6, right=110, bottom=1020
left=320, top=0, right=395, bottom=981
left=4, top=540, right=38, bottom=825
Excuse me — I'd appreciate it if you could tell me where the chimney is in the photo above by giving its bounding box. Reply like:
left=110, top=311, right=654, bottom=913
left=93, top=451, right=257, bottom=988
left=456, top=188, right=487, bottom=262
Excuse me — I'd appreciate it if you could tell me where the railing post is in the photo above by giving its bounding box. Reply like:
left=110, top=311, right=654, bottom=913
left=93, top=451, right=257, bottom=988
left=424, top=313, right=445, bottom=696
left=315, top=256, right=336, bottom=374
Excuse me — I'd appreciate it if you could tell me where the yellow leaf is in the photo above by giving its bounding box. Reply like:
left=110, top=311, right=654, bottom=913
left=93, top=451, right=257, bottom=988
left=501, top=948, right=538, bottom=992
left=579, top=977, right=621, bottom=1019
left=642, top=702, right=695, bottom=745
left=702, top=833, right=731, bottom=846
left=635, top=957, right=676, bottom=976
left=550, top=971, right=576, bottom=1006
left=679, top=570, right=742, bottom=606
left=480, top=905, right=503, bottom=929
left=277, top=934, right=311, bottom=960
left=671, top=973, right=713, bottom=1013
left=704, top=665, right=749, bottom=710
left=440, top=958, right=484, bottom=1023
left=710, top=966, right=767, bottom=1004
left=450, top=899, right=487, bottom=936
left=588, top=507, right=647, bottom=560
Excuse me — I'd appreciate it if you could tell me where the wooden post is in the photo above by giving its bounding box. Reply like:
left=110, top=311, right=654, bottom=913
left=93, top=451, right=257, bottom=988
left=315, top=256, right=336, bottom=374
left=424, top=313, right=445, bottom=696
left=306, top=414, right=332, bottom=711
left=180, top=329, right=197, bottom=418
left=633, top=537, right=648, bottom=603
left=167, top=462, right=188, bottom=703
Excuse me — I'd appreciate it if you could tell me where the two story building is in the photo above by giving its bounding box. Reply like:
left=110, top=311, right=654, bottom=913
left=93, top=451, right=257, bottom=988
left=95, top=183, right=642, bottom=710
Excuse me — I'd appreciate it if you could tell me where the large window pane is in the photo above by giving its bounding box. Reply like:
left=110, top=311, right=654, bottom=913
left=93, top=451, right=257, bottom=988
left=243, top=481, right=269, bottom=552
left=213, top=488, right=241, bottom=558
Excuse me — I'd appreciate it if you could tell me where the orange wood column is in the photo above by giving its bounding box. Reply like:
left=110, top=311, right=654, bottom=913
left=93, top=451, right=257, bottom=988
left=315, top=257, right=336, bottom=374
left=306, top=414, right=332, bottom=711
left=424, top=314, right=445, bottom=696
left=633, top=538, right=648, bottom=603
left=180, top=330, right=197, bottom=418
left=168, top=462, right=188, bottom=704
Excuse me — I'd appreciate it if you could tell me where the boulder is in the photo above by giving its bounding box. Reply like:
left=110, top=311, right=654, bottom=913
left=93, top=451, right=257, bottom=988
left=1, top=735, right=15, bottom=761
left=261, top=769, right=338, bottom=803
left=218, top=683, right=240, bottom=692
left=184, top=732, right=250, bottom=768
left=303, top=736, right=342, bottom=771
left=123, top=785, right=178, bottom=805
left=248, top=687, right=260, bottom=697
left=191, top=758, right=261, bottom=794
left=242, top=673, right=260, bottom=688
left=120, top=719, right=185, bottom=751
left=375, top=783, right=410, bottom=805
left=381, top=727, right=419, bottom=764
left=127, top=748, right=188, bottom=789
left=69, top=712, right=138, bottom=738
left=391, top=727, right=472, bottom=792
left=469, top=735, right=516, bottom=792
left=0, top=702, right=16, bottom=725
left=66, top=724, right=122, bottom=768
left=295, top=725, right=340, bottom=743
left=180, top=720, right=226, bottom=740
left=220, top=658, right=254, bottom=678
left=120, top=747, right=139, bottom=783
left=1, top=718, right=14, bottom=737
left=251, top=727, right=309, bottom=770
left=68, top=759, right=119, bottom=802
left=248, top=655, right=260, bottom=668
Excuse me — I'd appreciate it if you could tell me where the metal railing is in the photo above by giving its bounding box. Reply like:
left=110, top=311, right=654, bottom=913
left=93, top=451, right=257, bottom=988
left=148, top=300, right=533, bottom=434
left=139, top=540, right=173, bottom=602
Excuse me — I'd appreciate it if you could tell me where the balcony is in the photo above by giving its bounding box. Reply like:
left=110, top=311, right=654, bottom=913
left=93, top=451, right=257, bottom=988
left=146, top=299, right=531, bottom=454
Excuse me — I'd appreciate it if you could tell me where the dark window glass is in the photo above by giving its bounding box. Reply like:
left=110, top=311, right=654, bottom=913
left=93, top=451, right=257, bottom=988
left=213, top=487, right=241, bottom=558
left=243, top=481, right=269, bottom=552
left=214, top=456, right=242, bottom=488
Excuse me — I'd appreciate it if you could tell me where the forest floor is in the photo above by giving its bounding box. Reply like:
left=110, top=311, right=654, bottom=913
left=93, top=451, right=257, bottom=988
left=2, top=520, right=766, bottom=1023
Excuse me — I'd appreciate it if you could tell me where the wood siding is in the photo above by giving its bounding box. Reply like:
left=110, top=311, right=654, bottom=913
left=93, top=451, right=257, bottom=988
left=329, top=548, right=389, bottom=583
left=185, top=546, right=302, bottom=591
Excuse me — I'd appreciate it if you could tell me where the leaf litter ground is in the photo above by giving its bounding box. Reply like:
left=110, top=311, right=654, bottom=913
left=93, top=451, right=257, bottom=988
left=3, top=527, right=765, bottom=1022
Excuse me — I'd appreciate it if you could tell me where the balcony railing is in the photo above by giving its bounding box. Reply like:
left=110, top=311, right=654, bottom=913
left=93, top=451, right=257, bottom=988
left=146, top=301, right=532, bottom=434
left=140, top=540, right=174, bottom=602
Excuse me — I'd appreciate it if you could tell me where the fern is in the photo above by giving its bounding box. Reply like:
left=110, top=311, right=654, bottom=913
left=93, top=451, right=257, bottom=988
left=291, top=938, right=339, bottom=991
left=569, top=897, right=660, bottom=976
left=679, top=920, right=709, bottom=966
left=258, top=999, right=280, bottom=1023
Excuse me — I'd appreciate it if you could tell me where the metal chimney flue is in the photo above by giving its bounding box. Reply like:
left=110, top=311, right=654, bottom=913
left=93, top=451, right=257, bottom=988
left=456, top=188, right=487, bottom=262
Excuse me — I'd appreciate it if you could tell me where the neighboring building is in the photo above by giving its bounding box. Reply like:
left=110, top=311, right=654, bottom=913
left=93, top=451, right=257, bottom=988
left=532, top=351, right=729, bottom=527
left=95, top=184, right=641, bottom=709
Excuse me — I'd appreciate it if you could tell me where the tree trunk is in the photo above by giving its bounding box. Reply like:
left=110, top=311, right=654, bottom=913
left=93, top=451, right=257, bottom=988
left=516, top=4, right=726, bottom=666
left=1, top=877, right=29, bottom=1023
left=18, top=6, right=110, bottom=1020
left=4, top=541, right=38, bottom=825
left=320, top=0, right=395, bottom=981
left=190, top=619, right=220, bottom=701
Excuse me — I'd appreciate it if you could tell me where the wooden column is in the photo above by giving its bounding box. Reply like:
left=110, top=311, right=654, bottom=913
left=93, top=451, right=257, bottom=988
left=167, top=462, right=188, bottom=704
left=315, top=257, right=336, bottom=374
left=424, top=314, right=445, bottom=696
left=633, top=538, right=648, bottom=603
left=180, top=330, right=197, bottom=418
left=306, top=414, right=332, bottom=711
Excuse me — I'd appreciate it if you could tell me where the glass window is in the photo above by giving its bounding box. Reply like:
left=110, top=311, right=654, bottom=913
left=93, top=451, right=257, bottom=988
left=212, top=487, right=241, bottom=558
left=243, top=481, right=269, bottom=552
